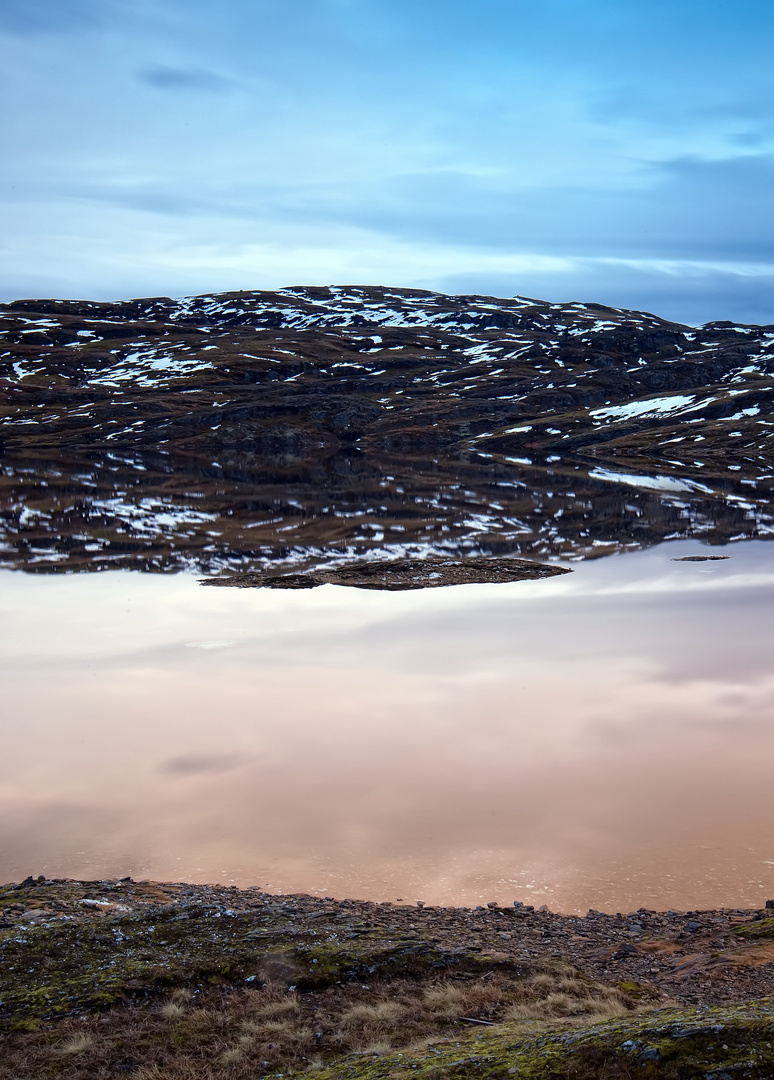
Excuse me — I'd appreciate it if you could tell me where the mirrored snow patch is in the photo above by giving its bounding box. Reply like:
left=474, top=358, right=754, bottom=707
left=90, top=498, right=219, bottom=535
left=589, top=467, right=716, bottom=495
left=590, top=395, right=696, bottom=422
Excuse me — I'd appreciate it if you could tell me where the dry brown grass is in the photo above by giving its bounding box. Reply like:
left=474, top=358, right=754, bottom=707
left=504, top=971, right=631, bottom=1027
left=422, top=981, right=466, bottom=1018
left=160, top=1001, right=187, bottom=1020
left=339, top=1000, right=404, bottom=1027
left=246, top=991, right=301, bottom=1018
left=57, top=1032, right=94, bottom=1056
left=0, top=961, right=640, bottom=1080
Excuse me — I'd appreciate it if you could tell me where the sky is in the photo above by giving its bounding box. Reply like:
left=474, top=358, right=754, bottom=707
left=2, top=0, right=774, bottom=324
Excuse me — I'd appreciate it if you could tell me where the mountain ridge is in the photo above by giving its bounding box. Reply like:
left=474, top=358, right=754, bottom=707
left=2, top=285, right=773, bottom=574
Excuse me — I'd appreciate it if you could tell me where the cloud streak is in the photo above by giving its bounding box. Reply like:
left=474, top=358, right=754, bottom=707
left=139, top=66, right=235, bottom=92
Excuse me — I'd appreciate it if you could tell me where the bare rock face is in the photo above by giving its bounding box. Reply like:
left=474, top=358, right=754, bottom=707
left=2, top=284, right=773, bottom=576
left=201, top=556, right=572, bottom=590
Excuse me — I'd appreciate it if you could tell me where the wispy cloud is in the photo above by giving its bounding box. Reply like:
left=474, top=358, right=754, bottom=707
left=160, top=754, right=246, bottom=776
left=139, top=66, right=234, bottom=93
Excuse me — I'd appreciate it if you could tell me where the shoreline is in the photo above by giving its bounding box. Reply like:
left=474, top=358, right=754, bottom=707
left=3, top=875, right=774, bottom=1007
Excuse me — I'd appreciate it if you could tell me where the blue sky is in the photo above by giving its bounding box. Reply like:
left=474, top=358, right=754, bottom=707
left=2, top=0, right=773, bottom=323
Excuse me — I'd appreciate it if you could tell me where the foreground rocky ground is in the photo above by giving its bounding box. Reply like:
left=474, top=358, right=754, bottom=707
left=2, top=876, right=773, bottom=1078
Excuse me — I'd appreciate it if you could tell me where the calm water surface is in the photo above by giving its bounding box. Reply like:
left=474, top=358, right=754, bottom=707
left=2, top=540, right=773, bottom=913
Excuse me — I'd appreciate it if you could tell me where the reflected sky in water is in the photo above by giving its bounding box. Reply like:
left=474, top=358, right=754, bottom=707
left=1, top=540, right=774, bottom=913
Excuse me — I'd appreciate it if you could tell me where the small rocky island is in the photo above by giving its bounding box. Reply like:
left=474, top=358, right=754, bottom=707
left=201, top=556, right=572, bottom=590
left=2, top=876, right=774, bottom=1078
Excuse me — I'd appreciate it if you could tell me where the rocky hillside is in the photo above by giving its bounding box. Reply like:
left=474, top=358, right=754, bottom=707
left=1, top=286, right=773, bottom=574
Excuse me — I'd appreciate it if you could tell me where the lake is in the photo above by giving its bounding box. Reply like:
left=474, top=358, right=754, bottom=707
left=2, top=538, right=772, bottom=914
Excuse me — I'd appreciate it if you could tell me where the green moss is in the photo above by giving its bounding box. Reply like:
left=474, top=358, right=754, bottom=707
left=285, top=1000, right=774, bottom=1080
left=8, top=1019, right=41, bottom=1033
left=734, top=917, right=774, bottom=939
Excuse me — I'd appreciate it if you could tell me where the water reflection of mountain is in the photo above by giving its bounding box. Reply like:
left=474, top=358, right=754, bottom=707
left=2, top=286, right=773, bottom=574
